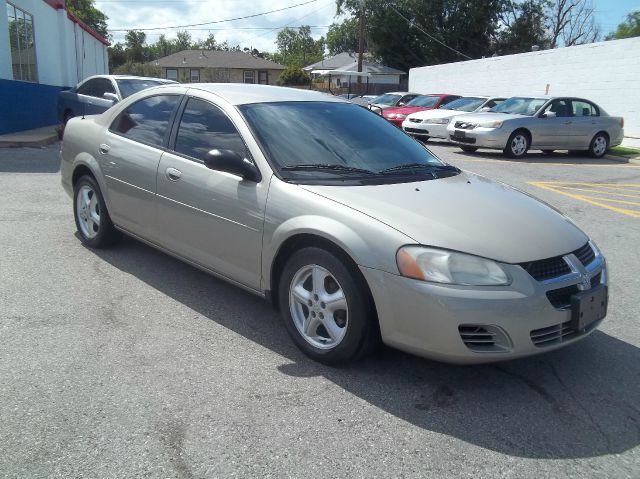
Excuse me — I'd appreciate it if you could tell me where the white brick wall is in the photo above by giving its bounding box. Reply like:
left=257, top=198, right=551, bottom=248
left=409, top=37, right=640, bottom=137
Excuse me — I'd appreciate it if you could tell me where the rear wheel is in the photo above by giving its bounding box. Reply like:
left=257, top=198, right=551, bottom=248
left=503, top=130, right=530, bottom=158
left=73, top=175, right=119, bottom=248
left=460, top=146, right=478, bottom=153
left=278, top=247, right=377, bottom=365
left=588, top=132, right=609, bottom=158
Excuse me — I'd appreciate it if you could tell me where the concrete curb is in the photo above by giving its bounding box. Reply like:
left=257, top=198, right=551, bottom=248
left=605, top=154, right=640, bottom=165
left=0, top=126, right=60, bottom=149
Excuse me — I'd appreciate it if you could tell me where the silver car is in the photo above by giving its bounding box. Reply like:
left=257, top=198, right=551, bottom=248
left=60, top=84, right=608, bottom=365
left=446, top=96, right=624, bottom=158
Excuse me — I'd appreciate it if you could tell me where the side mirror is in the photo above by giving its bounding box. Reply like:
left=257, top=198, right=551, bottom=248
left=479, top=107, right=492, bottom=112
left=104, top=92, right=119, bottom=104
left=397, top=101, right=406, bottom=106
left=204, top=149, right=261, bottom=182
left=542, top=111, right=556, bottom=118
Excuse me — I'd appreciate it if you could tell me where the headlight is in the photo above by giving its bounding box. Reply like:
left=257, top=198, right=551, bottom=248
left=395, top=114, right=407, bottom=119
left=477, top=120, right=503, bottom=128
left=386, top=113, right=397, bottom=119
left=396, top=246, right=510, bottom=286
left=425, top=118, right=450, bottom=124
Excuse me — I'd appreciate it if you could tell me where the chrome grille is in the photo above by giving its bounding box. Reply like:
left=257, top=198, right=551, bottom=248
left=454, top=121, right=476, bottom=130
left=520, top=243, right=595, bottom=281
left=409, top=118, right=422, bottom=123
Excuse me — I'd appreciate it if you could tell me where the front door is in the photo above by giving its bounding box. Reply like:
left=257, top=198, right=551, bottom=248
left=99, top=94, right=181, bottom=238
left=155, top=96, right=268, bottom=291
left=534, top=99, right=577, bottom=149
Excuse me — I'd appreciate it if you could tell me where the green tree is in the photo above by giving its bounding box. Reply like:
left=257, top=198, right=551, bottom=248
left=494, top=0, right=550, bottom=54
left=108, top=43, right=127, bottom=72
left=194, top=33, right=217, bottom=50
left=277, top=66, right=312, bottom=86
left=124, top=30, right=147, bottom=63
left=66, top=0, right=109, bottom=39
left=113, top=62, right=162, bottom=77
left=173, top=30, right=193, bottom=51
left=336, top=0, right=505, bottom=70
left=272, top=26, right=324, bottom=67
left=606, top=10, right=640, bottom=40
left=326, top=18, right=359, bottom=55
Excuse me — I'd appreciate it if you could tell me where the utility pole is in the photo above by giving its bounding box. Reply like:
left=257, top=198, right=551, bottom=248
left=357, top=0, right=365, bottom=93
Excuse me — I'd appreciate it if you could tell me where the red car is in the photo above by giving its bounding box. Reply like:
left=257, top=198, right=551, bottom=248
left=383, top=94, right=461, bottom=127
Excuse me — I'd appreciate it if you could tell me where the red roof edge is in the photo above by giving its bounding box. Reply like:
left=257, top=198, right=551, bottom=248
left=42, top=1, right=110, bottom=46
left=66, top=10, right=110, bottom=46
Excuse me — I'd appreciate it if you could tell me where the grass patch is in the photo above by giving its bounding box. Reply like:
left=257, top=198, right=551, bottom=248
left=610, top=146, right=640, bottom=158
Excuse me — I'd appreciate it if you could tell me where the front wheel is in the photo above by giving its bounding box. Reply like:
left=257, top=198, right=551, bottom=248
left=588, top=133, right=609, bottom=158
left=73, top=175, right=119, bottom=248
left=278, top=247, right=377, bottom=365
left=503, top=130, right=530, bottom=158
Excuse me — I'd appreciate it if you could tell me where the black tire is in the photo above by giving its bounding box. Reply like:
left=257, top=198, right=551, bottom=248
left=278, top=247, right=378, bottom=365
left=73, top=175, right=120, bottom=248
left=503, top=130, right=530, bottom=158
left=541, top=150, right=554, bottom=155
left=460, top=146, right=478, bottom=153
left=588, top=132, right=609, bottom=158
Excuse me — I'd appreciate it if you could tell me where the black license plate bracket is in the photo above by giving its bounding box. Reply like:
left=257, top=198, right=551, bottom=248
left=571, top=285, right=607, bottom=331
left=454, top=129, right=466, bottom=138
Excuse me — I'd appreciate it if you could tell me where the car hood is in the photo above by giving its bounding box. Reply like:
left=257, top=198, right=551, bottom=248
left=407, top=108, right=465, bottom=120
left=384, top=106, right=432, bottom=117
left=300, top=172, right=587, bottom=264
left=450, top=112, right=526, bottom=124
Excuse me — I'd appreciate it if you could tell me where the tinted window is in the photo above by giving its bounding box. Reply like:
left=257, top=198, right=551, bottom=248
left=442, top=97, right=485, bottom=111
left=372, top=94, right=401, bottom=106
left=116, top=79, right=169, bottom=98
left=572, top=100, right=599, bottom=117
left=175, top=98, right=247, bottom=161
left=239, top=102, right=447, bottom=182
left=110, top=95, right=180, bottom=147
left=544, top=99, right=572, bottom=117
left=76, top=79, right=99, bottom=96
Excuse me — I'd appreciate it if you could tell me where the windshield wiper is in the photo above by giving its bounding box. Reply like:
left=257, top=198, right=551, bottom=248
left=281, top=164, right=375, bottom=175
left=378, top=163, right=459, bottom=175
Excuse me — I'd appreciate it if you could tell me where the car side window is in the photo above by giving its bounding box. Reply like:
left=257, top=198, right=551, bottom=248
left=76, top=79, right=98, bottom=96
left=174, top=98, right=247, bottom=161
left=544, top=99, right=572, bottom=117
left=442, top=95, right=460, bottom=105
left=572, top=100, right=599, bottom=117
left=110, top=94, right=180, bottom=148
left=485, top=99, right=503, bottom=108
left=93, top=78, right=116, bottom=98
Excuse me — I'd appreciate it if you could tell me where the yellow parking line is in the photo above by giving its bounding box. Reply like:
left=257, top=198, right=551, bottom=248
left=539, top=182, right=640, bottom=187
left=555, top=186, right=640, bottom=199
left=578, top=196, right=640, bottom=206
left=529, top=182, right=640, bottom=218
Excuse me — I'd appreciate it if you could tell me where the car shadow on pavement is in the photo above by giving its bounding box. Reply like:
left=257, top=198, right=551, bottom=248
left=427, top=141, right=627, bottom=166
left=90, top=236, right=640, bottom=461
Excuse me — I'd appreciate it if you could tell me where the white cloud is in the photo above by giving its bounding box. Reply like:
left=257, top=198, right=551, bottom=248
left=95, top=0, right=342, bottom=52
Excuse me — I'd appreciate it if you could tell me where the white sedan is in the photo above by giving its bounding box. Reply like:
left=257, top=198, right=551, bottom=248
left=402, top=96, right=505, bottom=141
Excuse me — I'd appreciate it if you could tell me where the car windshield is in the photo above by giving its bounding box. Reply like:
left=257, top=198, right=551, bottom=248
left=441, top=97, right=486, bottom=112
left=116, top=79, right=169, bottom=98
left=490, top=97, right=547, bottom=116
left=406, top=95, right=441, bottom=108
left=371, top=93, right=401, bottom=105
left=239, top=102, right=454, bottom=184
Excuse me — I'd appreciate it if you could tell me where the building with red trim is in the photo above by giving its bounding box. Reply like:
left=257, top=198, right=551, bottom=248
left=1, top=0, right=109, bottom=133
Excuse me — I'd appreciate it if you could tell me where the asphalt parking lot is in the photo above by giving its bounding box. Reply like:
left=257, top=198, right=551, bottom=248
left=1, top=143, right=639, bottom=478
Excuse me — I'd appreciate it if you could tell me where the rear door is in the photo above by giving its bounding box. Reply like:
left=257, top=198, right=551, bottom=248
left=569, top=99, right=600, bottom=149
left=155, top=95, right=268, bottom=290
left=99, top=94, right=182, bottom=240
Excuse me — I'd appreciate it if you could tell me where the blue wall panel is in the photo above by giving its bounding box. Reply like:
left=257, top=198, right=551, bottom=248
left=0, top=79, right=66, bottom=134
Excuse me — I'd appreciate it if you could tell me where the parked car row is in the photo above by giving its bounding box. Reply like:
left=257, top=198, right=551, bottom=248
left=355, top=92, right=624, bottom=159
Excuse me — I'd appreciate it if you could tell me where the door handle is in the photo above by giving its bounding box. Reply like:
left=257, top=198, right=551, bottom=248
left=165, top=167, right=182, bottom=181
left=98, top=144, right=110, bottom=154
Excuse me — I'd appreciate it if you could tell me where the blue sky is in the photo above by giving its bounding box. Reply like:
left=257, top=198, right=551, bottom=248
left=94, top=0, right=640, bottom=51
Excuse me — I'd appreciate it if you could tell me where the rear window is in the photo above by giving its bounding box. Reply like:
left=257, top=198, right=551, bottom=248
left=116, top=79, right=170, bottom=98
left=110, top=94, right=180, bottom=147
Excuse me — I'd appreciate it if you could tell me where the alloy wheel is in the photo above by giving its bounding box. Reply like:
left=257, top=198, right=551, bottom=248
left=76, top=184, right=101, bottom=239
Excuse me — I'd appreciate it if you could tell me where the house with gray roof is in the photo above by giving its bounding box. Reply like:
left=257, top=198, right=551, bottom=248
left=152, top=50, right=285, bottom=85
left=304, top=52, right=406, bottom=89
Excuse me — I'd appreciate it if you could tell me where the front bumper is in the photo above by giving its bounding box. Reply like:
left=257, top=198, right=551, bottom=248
left=446, top=125, right=511, bottom=150
left=402, top=121, right=449, bottom=139
left=360, top=258, right=606, bottom=364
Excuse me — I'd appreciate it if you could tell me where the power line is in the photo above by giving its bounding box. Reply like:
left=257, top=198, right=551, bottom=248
left=108, top=0, right=319, bottom=32
left=388, top=4, right=472, bottom=60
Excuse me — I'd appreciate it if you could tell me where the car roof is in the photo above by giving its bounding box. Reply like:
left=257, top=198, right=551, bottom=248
left=82, top=74, right=176, bottom=83
left=161, top=83, right=347, bottom=106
